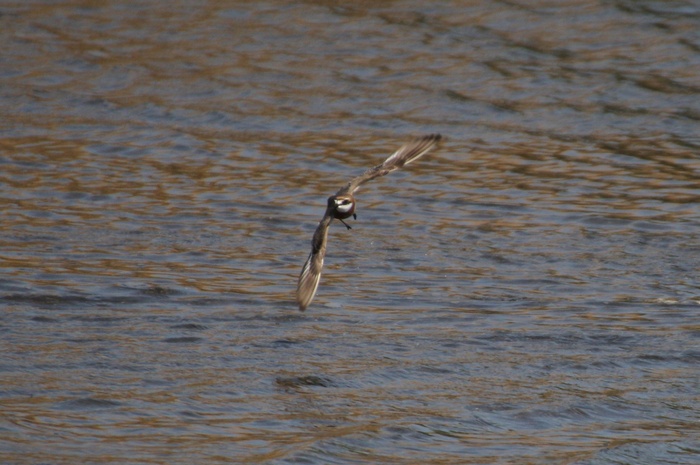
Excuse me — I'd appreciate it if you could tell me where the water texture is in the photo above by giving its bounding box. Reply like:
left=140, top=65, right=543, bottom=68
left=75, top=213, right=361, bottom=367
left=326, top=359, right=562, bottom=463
left=1, top=1, right=699, bottom=464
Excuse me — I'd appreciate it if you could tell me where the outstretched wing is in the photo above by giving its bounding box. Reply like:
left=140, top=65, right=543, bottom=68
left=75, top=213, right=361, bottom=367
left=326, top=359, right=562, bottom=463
left=297, top=134, right=442, bottom=311
left=335, top=134, right=442, bottom=197
left=297, top=215, right=332, bottom=311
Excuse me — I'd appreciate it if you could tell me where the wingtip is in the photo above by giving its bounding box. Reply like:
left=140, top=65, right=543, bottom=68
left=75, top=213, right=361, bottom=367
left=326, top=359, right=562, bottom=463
left=296, top=290, right=310, bottom=311
left=413, top=133, right=442, bottom=147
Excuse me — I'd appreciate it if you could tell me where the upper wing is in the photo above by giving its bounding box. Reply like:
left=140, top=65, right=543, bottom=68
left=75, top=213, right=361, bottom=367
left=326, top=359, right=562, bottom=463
left=296, top=215, right=332, bottom=311
left=335, top=134, right=442, bottom=197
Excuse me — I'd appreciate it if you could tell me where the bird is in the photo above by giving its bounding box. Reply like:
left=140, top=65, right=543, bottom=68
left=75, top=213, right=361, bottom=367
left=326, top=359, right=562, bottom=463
left=296, top=134, right=442, bottom=311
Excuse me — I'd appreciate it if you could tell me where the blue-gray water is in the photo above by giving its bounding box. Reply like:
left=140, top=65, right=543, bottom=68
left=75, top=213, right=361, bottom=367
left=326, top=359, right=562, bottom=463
left=1, top=1, right=699, bottom=464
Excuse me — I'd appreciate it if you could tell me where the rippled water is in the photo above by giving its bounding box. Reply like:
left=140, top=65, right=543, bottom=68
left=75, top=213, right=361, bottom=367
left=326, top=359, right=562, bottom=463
left=1, top=1, right=699, bottom=464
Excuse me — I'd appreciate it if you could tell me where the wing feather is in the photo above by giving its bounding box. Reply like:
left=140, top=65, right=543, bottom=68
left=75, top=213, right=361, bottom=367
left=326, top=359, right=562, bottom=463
left=296, top=215, right=332, bottom=311
left=335, top=134, right=441, bottom=197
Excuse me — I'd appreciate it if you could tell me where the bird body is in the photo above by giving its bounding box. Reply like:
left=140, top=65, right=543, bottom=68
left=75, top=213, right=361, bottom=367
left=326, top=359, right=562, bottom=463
left=296, top=134, right=441, bottom=311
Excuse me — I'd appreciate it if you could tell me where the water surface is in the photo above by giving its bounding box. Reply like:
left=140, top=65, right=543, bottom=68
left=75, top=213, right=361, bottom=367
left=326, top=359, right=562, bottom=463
left=1, top=1, right=699, bottom=464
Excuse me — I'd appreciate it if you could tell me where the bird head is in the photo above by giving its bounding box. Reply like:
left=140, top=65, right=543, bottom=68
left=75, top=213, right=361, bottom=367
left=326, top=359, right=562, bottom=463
left=327, top=195, right=355, bottom=220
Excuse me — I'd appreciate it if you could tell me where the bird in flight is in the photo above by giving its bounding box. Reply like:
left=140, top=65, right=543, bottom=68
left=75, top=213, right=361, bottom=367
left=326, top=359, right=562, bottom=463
left=296, top=134, right=442, bottom=311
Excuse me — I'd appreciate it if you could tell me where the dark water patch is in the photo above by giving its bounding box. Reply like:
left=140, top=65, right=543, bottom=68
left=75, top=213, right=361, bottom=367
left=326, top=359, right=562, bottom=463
left=2, top=293, right=95, bottom=307
left=275, top=375, right=335, bottom=389
left=179, top=410, right=204, bottom=418
left=162, top=336, right=202, bottom=344
left=181, top=297, right=240, bottom=307
left=170, top=323, right=208, bottom=330
left=55, top=398, right=122, bottom=410
left=138, top=284, right=181, bottom=297
left=1, top=290, right=186, bottom=311
left=30, top=315, right=58, bottom=323
left=271, top=338, right=303, bottom=346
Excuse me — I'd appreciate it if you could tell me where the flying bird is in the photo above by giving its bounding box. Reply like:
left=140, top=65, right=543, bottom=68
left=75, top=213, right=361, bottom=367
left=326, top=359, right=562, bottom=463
left=296, top=134, right=442, bottom=311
